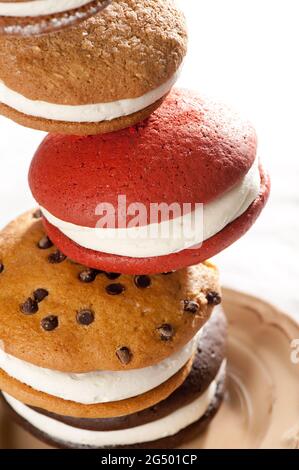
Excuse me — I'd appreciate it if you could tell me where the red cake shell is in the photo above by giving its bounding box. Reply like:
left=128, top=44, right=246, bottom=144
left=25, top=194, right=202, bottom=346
left=42, top=165, right=270, bottom=275
left=29, top=89, right=257, bottom=228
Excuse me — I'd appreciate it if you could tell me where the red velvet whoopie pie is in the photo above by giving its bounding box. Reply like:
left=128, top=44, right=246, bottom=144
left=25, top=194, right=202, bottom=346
left=28, top=88, right=270, bottom=275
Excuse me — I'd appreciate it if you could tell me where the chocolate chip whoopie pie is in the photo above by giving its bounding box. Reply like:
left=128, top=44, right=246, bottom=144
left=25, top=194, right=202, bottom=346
left=0, top=0, right=187, bottom=134
left=0, top=210, right=227, bottom=448
left=0, top=0, right=111, bottom=36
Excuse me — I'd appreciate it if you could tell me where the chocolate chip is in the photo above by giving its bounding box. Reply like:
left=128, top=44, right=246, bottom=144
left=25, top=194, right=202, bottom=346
left=33, top=288, right=49, bottom=303
left=106, top=283, right=125, bottom=295
left=134, top=275, right=151, bottom=289
left=78, top=269, right=98, bottom=283
left=206, top=291, right=222, bottom=306
left=41, top=315, right=58, bottom=331
left=182, top=300, right=199, bottom=314
left=20, top=298, right=38, bottom=315
left=38, top=236, right=53, bottom=250
left=33, top=209, right=42, bottom=219
left=157, top=323, right=174, bottom=341
left=48, top=250, right=66, bottom=264
left=77, top=309, right=95, bottom=326
left=105, top=272, right=121, bottom=280
left=0, top=263, right=4, bottom=274
left=116, top=347, right=132, bottom=365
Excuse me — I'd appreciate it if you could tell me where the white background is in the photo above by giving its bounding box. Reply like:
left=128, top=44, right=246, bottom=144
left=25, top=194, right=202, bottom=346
left=0, top=0, right=298, bottom=318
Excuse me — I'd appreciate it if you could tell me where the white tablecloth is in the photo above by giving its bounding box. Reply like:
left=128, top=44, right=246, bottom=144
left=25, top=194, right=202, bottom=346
left=0, top=0, right=298, bottom=319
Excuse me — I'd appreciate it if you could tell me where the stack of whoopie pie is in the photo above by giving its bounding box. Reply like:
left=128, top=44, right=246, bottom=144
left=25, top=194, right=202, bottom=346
left=0, top=0, right=270, bottom=449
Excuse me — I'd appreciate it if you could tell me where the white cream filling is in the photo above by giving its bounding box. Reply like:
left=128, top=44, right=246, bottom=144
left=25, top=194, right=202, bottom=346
left=2, top=362, right=225, bottom=447
left=41, top=157, right=260, bottom=258
left=0, top=69, right=180, bottom=122
left=0, top=336, right=196, bottom=405
left=0, top=0, right=93, bottom=17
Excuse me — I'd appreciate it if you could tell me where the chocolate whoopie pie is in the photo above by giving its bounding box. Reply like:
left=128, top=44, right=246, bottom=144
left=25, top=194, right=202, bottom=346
left=2, top=307, right=227, bottom=449
left=0, top=1, right=111, bottom=36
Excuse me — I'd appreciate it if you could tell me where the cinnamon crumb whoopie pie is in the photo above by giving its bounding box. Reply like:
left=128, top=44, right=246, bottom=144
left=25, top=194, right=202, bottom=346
left=0, top=0, right=187, bottom=134
left=0, top=210, right=227, bottom=448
